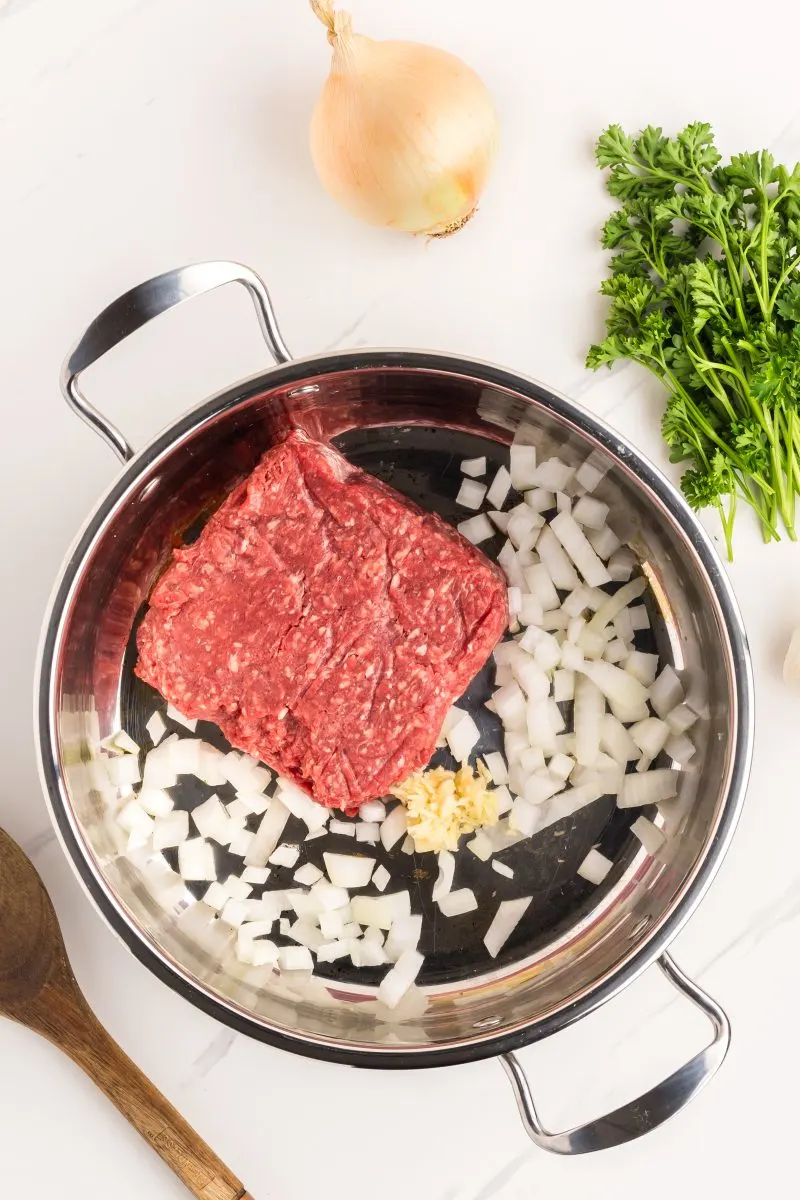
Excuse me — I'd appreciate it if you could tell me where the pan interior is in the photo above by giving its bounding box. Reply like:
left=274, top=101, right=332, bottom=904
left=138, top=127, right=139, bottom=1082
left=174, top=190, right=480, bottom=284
left=45, top=360, right=743, bottom=1056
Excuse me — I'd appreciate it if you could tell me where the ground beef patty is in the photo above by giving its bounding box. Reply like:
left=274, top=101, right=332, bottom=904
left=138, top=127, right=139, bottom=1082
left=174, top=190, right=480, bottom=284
left=136, top=431, right=507, bottom=812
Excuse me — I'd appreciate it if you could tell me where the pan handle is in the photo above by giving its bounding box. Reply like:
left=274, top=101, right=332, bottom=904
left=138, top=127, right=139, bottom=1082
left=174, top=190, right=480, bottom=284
left=500, top=952, right=730, bottom=1154
left=60, top=261, right=292, bottom=463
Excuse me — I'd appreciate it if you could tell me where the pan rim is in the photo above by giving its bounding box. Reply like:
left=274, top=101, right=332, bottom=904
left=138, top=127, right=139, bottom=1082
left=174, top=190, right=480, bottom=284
left=34, top=348, right=754, bottom=1068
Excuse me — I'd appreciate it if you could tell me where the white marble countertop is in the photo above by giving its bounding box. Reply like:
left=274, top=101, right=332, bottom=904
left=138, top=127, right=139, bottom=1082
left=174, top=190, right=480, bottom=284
left=2, top=0, right=799, bottom=1195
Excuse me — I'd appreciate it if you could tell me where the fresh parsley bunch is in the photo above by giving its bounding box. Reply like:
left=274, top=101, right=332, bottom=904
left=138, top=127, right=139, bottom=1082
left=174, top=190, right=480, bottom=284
left=587, top=122, right=800, bottom=558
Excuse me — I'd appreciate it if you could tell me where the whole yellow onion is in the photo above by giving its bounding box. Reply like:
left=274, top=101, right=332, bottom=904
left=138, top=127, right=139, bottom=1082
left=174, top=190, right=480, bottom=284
left=309, top=2, right=499, bottom=236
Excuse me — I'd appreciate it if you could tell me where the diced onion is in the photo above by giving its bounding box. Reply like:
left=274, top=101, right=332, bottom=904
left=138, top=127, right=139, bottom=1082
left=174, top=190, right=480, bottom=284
left=510, top=445, right=538, bottom=491
left=458, top=514, right=494, bottom=544
left=618, top=769, right=679, bottom=808
left=356, top=821, right=380, bottom=843
left=380, top=805, right=408, bottom=851
left=577, top=847, right=613, bottom=885
left=625, top=651, right=659, bottom=686
left=666, top=704, right=698, bottom=735
left=431, top=850, right=456, bottom=902
left=630, top=815, right=666, bottom=854
left=550, top=511, right=611, bottom=587
left=372, top=864, right=391, bottom=892
left=269, top=844, right=300, bottom=868
left=152, top=810, right=189, bottom=850
left=456, top=479, right=487, bottom=510
left=278, top=945, right=314, bottom=972
left=461, top=456, right=487, bottom=478
left=572, top=495, right=609, bottom=530
left=446, top=712, right=480, bottom=762
left=323, top=852, right=374, bottom=889
left=378, top=949, right=424, bottom=1009
left=437, top=888, right=478, bottom=916
left=532, top=457, right=574, bottom=492
left=574, top=675, right=604, bottom=767
left=486, top=465, right=513, bottom=509
left=492, top=860, right=514, bottom=879
left=666, top=732, right=696, bottom=763
left=178, top=837, right=216, bottom=881
left=483, top=751, right=508, bottom=786
left=166, top=703, right=197, bottom=732
left=488, top=509, right=511, bottom=533
left=141, top=709, right=166, bottom=746
left=245, top=800, right=290, bottom=867
left=580, top=660, right=649, bottom=722
left=137, top=788, right=174, bottom=818
left=649, top=666, right=684, bottom=718
left=537, top=527, right=581, bottom=590
left=351, top=892, right=410, bottom=929
left=484, top=896, right=532, bottom=957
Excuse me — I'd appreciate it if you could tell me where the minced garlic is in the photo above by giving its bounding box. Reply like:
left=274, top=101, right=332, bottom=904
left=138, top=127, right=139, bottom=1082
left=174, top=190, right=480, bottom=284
left=391, top=760, right=498, bottom=853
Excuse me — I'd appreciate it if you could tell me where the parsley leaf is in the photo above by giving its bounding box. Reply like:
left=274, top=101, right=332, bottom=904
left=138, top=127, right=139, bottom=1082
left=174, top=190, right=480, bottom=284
left=587, top=121, right=800, bottom=556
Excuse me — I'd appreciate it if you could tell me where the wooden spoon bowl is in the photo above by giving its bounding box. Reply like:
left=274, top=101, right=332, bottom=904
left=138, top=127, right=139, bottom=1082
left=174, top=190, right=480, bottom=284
left=0, top=826, right=252, bottom=1200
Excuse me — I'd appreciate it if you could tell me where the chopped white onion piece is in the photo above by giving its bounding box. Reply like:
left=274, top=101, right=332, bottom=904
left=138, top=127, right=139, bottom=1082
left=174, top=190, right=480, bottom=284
left=537, top=527, right=581, bottom=590
left=117, top=800, right=154, bottom=837
left=446, top=712, right=480, bottom=762
left=526, top=701, right=556, bottom=756
left=492, top=785, right=514, bottom=816
left=488, top=509, right=511, bottom=533
left=510, top=445, right=538, bottom=491
left=626, top=651, right=660, bottom=687
left=618, top=769, right=679, bottom=808
left=356, top=821, right=380, bottom=844
left=229, top=829, right=255, bottom=858
left=145, top=711, right=168, bottom=746
left=629, top=604, right=650, bottom=631
left=202, top=881, right=229, bottom=911
left=328, top=819, right=356, bottom=838
left=607, top=548, right=637, bottom=582
left=574, top=675, right=604, bottom=767
left=549, top=753, right=574, bottom=781
left=467, top=831, right=494, bottom=861
left=275, top=779, right=330, bottom=832
left=483, top=751, right=508, bottom=786
left=378, top=949, right=424, bottom=1010
left=385, top=914, right=423, bottom=960
left=152, top=810, right=189, bottom=850
left=484, top=896, right=532, bottom=957
left=604, top=638, right=627, bottom=664
left=630, top=815, right=666, bottom=854
left=649, top=666, right=684, bottom=718
left=278, top=945, right=314, bottom=972
left=401, top=834, right=415, bottom=855
left=292, top=863, right=322, bottom=887
left=359, top=799, right=386, bottom=823
left=372, top=864, right=391, bottom=892
left=245, top=800, right=290, bottom=867
left=323, top=852, right=374, bottom=889
left=456, top=478, right=487, bottom=510
left=461, top=456, right=487, bottom=478
left=107, top=755, right=141, bottom=787
left=380, top=805, right=407, bottom=852
left=507, top=505, right=543, bottom=549
left=251, top=940, right=280, bottom=968
left=585, top=578, right=647, bottom=635
left=600, top=714, right=638, bottom=763
left=431, top=850, right=456, bottom=902
left=223, top=875, right=253, bottom=901
left=550, top=511, right=611, bottom=587
left=191, top=795, right=231, bottom=843
left=507, top=586, right=523, bottom=618
left=523, top=487, right=554, bottom=513
left=666, top=732, right=696, bottom=763
left=497, top=540, right=527, bottom=590
left=572, top=495, right=609, bottom=530
left=510, top=653, right=549, bottom=701
left=137, top=788, right=174, bottom=818
left=556, top=491, right=571, bottom=514
left=242, top=865, right=270, bottom=885
left=574, top=454, right=606, bottom=495
left=587, top=524, right=621, bottom=561
left=553, top=669, right=575, bottom=703
left=494, top=682, right=527, bottom=731
left=437, top=888, right=478, bottom=917
left=178, top=838, right=216, bottom=881
left=533, top=457, right=574, bottom=492
left=666, top=704, right=698, bottom=735
left=492, top=860, right=515, bottom=879
left=351, top=892, right=410, bottom=929
left=629, top=717, right=670, bottom=759
left=458, top=514, right=494, bottom=545
left=580, top=660, right=649, bottom=722
left=577, top=847, right=613, bottom=885
left=288, top=920, right=325, bottom=951
left=487, top=465, right=513, bottom=509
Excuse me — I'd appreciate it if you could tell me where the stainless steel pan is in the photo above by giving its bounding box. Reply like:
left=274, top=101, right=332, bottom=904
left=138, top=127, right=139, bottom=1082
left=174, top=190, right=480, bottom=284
left=36, top=261, right=753, bottom=1154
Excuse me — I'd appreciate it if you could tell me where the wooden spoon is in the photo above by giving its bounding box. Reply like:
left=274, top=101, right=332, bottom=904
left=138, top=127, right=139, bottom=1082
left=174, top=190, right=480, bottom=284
left=0, top=826, right=253, bottom=1199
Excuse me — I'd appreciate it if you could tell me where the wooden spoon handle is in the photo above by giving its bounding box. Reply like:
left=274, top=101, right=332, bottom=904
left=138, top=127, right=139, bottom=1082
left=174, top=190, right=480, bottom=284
left=33, top=974, right=251, bottom=1200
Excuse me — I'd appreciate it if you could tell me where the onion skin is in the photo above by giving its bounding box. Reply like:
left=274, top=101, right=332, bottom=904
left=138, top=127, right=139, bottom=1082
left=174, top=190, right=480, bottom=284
left=310, top=24, right=499, bottom=236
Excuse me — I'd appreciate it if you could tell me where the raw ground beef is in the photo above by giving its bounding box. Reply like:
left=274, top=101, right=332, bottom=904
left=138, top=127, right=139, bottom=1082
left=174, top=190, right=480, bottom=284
left=136, top=431, right=507, bottom=812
